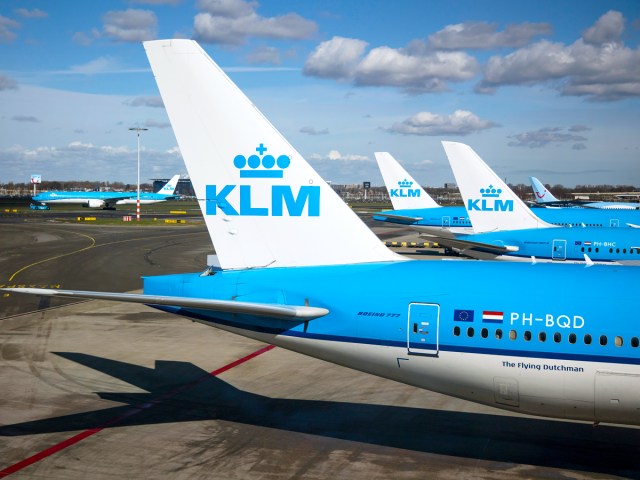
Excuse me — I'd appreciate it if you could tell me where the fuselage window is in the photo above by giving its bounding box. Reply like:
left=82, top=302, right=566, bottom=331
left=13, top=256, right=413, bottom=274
left=553, top=332, right=562, bottom=343
left=467, top=327, right=474, bottom=337
left=538, top=331, right=547, bottom=342
left=600, top=335, right=608, bottom=346
left=481, top=328, right=488, bottom=338
left=453, top=326, right=460, bottom=337
left=509, top=330, right=517, bottom=340
left=568, top=333, right=577, bottom=344
left=631, top=337, right=639, bottom=347
left=615, top=336, right=623, bottom=347
left=523, top=330, right=532, bottom=341
left=495, top=329, right=503, bottom=340
left=584, top=334, right=592, bottom=345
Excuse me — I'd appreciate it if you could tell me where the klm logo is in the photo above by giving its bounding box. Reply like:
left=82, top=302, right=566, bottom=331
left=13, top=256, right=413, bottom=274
left=205, top=144, right=320, bottom=217
left=390, top=179, right=421, bottom=198
left=467, top=185, right=513, bottom=212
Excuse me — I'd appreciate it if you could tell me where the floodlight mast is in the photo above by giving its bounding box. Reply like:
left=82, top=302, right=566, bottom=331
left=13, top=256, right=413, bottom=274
left=129, top=127, right=148, bottom=221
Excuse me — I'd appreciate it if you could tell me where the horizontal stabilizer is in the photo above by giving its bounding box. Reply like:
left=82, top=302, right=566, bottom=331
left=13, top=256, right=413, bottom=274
left=415, top=229, right=519, bottom=254
left=372, top=212, right=423, bottom=223
left=2, top=288, right=329, bottom=320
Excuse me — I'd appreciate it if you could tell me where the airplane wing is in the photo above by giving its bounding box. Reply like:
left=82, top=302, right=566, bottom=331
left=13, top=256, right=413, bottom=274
left=413, top=227, right=519, bottom=254
left=2, top=288, right=329, bottom=320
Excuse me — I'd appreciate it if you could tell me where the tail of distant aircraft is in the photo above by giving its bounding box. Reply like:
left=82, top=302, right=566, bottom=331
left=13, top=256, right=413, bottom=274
left=529, top=176, right=559, bottom=204
left=158, top=174, right=181, bottom=196
left=442, top=142, right=554, bottom=233
left=144, top=39, right=400, bottom=270
left=375, top=152, right=440, bottom=210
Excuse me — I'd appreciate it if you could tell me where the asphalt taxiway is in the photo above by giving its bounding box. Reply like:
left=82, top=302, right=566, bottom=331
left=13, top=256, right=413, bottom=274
left=1, top=219, right=639, bottom=479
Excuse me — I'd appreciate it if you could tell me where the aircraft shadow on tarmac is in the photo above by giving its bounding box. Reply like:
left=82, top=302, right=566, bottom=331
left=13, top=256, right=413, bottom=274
left=1, top=352, right=639, bottom=477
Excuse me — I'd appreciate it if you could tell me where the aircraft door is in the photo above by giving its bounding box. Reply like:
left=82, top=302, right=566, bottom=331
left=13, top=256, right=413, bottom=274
left=407, top=303, right=439, bottom=355
left=610, top=219, right=619, bottom=227
left=595, top=371, right=640, bottom=424
left=442, top=216, right=450, bottom=228
left=552, top=239, right=566, bottom=260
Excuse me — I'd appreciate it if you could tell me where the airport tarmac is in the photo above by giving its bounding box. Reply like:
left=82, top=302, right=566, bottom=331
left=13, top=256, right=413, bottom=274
left=1, top=219, right=639, bottom=479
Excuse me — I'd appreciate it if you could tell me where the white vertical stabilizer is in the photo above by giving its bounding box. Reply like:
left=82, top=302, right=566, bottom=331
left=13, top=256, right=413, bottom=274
left=158, top=174, right=181, bottom=195
left=442, top=141, right=555, bottom=233
left=530, top=176, right=559, bottom=204
left=375, top=152, right=440, bottom=210
left=144, top=39, right=401, bottom=270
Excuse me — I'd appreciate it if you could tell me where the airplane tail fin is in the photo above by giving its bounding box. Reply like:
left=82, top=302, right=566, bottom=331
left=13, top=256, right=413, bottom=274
left=375, top=152, right=440, bottom=210
left=529, top=176, right=558, bottom=204
left=158, top=174, right=181, bottom=196
left=144, top=40, right=400, bottom=270
left=442, top=142, right=554, bottom=233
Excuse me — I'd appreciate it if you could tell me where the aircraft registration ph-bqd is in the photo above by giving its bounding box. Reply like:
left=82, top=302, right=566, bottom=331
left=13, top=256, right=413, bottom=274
left=5, top=39, right=639, bottom=427
left=31, top=174, right=181, bottom=209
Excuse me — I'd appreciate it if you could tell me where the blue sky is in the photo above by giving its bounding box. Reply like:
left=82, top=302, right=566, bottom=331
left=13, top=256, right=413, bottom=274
left=1, top=0, right=639, bottom=187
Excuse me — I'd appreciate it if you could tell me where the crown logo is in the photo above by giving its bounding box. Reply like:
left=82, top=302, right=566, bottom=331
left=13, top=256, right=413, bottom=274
left=480, top=185, right=501, bottom=198
left=233, top=143, right=290, bottom=178
left=398, top=179, right=413, bottom=188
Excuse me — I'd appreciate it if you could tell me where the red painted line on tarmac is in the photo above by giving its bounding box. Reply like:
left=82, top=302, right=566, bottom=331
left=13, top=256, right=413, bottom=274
left=0, top=344, right=276, bottom=478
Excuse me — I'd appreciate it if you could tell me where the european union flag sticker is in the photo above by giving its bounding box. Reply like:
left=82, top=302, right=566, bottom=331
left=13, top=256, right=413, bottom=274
left=453, top=309, right=474, bottom=322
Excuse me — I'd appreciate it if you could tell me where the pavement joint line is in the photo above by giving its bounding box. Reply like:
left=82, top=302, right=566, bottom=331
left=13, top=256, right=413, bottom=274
left=0, top=344, right=276, bottom=478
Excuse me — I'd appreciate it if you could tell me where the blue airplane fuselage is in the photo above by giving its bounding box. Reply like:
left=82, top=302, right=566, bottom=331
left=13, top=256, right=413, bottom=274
left=460, top=227, right=640, bottom=262
left=374, top=206, right=640, bottom=228
left=144, top=260, right=640, bottom=424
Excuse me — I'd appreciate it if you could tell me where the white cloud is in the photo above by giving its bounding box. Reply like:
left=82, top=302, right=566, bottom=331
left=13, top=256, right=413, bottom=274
left=299, top=126, right=328, bottom=136
left=507, top=127, right=588, bottom=148
left=303, top=37, right=368, bottom=79
left=478, top=11, right=640, bottom=101
left=304, top=36, right=478, bottom=93
left=14, top=8, right=48, bottom=19
left=194, top=0, right=317, bottom=45
left=388, top=110, right=498, bottom=136
left=0, top=15, right=20, bottom=43
left=12, top=115, right=38, bottom=123
left=69, top=56, right=122, bottom=74
left=0, top=142, right=184, bottom=182
left=582, top=10, right=624, bottom=45
left=422, top=21, right=552, bottom=51
left=245, top=46, right=282, bottom=65
left=102, top=9, right=157, bottom=42
left=0, top=74, right=18, bottom=90
left=126, top=96, right=164, bottom=108
left=309, top=150, right=369, bottom=162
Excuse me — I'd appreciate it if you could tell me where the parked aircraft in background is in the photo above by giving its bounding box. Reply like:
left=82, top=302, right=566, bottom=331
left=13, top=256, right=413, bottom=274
left=413, top=142, right=640, bottom=264
left=6, top=39, right=640, bottom=427
left=530, top=176, right=640, bottom=210
left=374, top=153, right=640, bottom=229
left=32, top=174, right=181, bottom=209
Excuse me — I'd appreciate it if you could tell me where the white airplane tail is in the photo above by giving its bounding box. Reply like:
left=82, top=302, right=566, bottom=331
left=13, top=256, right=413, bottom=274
left=530, top=176, right=559, bottom=204
left=442, top=141, right=554, bottom=233
left=144, top=39, right=400, bottom=270
left=375, top=152, right=440, bottom=209
left=158, top=174, right=181, bottom=195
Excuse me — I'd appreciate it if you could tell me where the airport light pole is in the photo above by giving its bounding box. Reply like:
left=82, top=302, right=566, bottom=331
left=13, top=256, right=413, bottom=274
left=129, top=127, right=148, bottom=222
